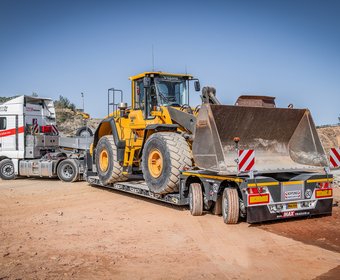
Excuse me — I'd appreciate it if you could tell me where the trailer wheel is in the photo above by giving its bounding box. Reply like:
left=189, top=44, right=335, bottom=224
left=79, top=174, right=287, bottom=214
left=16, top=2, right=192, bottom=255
left=95, top=135, right=127, bottom=185
left=76, top=126, right=93, bottom=137
left=189, top=183, right=203, bottom=216
left=0, top=159, right=15, bottom=180
left=57, top=159, right=79, bottom=182
left=222, top=188, right=239, bottom=224
left=142, top=132, right=192, bottom=194
left=212, top=194, right=222, bottom=215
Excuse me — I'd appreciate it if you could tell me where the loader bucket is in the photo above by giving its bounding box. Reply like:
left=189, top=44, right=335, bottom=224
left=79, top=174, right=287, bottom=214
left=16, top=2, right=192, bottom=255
left=192, top=104, right=328, bottom=174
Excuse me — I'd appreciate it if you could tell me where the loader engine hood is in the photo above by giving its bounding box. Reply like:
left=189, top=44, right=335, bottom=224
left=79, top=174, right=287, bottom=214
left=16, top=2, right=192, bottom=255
left=192, top=104, right=328, bottom=174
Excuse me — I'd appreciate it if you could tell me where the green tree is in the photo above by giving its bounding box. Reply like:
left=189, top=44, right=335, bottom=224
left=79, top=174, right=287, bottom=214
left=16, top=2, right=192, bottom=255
left=54, top=95, right=76, bottom=111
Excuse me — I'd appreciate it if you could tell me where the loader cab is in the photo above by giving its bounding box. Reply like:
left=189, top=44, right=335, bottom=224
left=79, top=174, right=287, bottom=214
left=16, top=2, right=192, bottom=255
left=130, top=72, right=198, bottom=119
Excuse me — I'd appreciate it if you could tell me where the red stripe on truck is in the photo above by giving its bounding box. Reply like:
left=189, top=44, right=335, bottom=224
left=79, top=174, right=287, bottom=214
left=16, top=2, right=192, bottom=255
left=0, top=126, right=24, bottom=137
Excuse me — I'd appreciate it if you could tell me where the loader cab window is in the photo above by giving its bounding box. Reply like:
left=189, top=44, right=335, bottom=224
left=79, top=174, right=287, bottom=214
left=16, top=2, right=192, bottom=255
left=155, top=76, right=188, bottom=106
left=0, top=117, right=6, bottom=130
left=134, top=78, right=156, bottom=119
left=134, top=79, right=145, bottom=110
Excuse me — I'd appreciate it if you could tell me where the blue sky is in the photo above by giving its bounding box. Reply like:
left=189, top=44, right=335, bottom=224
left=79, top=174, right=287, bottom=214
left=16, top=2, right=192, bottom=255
left=0, top=0, right=339, bottom=124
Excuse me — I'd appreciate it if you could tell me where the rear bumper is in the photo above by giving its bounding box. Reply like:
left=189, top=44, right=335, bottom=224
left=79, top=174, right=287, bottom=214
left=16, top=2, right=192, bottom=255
left=246, top=198, right=333, bottom=223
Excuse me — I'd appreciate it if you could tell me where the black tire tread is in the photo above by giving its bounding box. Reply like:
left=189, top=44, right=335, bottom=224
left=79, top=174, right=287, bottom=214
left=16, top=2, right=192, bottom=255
left=0, top=159, right=15, bottom=180
left=57, top=159, right=79, bottom=183
left=76, top=126, right=93, bottom=137
left=98, top=135, right=127, bottom=184
left=212, top=194, right=222, bottom=215
left=190, top=183, right=203, bottom=216
left=223, top=188, right=239, bottom=224
left=142, top=132, right=192, bottom=194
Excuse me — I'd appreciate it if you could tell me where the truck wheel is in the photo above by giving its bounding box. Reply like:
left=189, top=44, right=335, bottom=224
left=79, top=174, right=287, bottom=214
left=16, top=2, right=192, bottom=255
left=76, top=126, right=93, bottom=137
left=142, top=132, right=192, bottom=194
left=95, top=135, right=127, bottom=185
left=189, top=183, right=203, bottom=216
left=57, top=159, right=79, bottom=182
left=222, top=188, right=239, bottom=224
left=212, top=194, right=222, bottom=215
left=0, top=159, right=15, bottom=180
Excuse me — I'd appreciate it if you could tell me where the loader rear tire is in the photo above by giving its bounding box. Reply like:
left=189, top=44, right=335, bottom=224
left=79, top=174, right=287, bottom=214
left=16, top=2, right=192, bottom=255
left=57, top=159, right=79, bottom=183
left=142, top=132, right=192, bottom=194
left=189, top=183, right=203, bottom=216
left=95, top=135, right=127, bottom=185
left=222, top=188, right=239, bottom=224
left=0, top=159, right=15, bottom=180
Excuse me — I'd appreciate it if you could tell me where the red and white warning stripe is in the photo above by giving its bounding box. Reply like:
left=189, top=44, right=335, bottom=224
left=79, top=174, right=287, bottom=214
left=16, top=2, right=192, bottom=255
left=33, top=123, right=39, bottom=134
left=238, top=149, right=255, bottom=172
left=51, top=124, right=59, bottom=135
left=330, top=148, right=340, bottom=169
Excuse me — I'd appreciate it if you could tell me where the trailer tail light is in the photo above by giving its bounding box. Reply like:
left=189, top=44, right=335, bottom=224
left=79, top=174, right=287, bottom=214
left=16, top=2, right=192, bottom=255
left=41, top=125, right=52, bottom=133
left=315, top=188, right=332, bottom=198
left=248, top=187, right=264, bottom=194
left=317, top=182, right=330, bottom=189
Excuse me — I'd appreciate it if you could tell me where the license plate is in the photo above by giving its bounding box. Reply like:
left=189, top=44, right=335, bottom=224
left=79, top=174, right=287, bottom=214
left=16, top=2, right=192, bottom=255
left=287, top=203, right=298, bottom=209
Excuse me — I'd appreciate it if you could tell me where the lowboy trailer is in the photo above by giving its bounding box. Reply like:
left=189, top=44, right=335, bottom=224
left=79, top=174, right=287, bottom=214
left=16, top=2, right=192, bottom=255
left=86, top=168, right=333, bottom=224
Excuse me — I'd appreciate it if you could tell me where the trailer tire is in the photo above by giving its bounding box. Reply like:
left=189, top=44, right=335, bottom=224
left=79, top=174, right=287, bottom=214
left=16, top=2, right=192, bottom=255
left=189, top=183, right=203, bottom=216
left=95, top=135, right=127, bottom=185
left=0, top=159, right=15, bottom=180
left=76, top=126, right=93, bottom=137
left=222, top=188, right=239, bottom=224
left=57, top=159, right=79, bottom=182
left=142, top=132, right=192, bottom=194
left=212, top=194, right=222, bottom=215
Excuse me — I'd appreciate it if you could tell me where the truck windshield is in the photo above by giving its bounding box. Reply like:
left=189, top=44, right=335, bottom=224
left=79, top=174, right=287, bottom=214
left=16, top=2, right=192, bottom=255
left=154, top=77, right=188, bottom=106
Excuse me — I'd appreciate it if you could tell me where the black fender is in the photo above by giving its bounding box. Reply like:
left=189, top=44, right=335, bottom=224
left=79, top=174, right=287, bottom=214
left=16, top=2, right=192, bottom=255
left=93, top=117, right=126, bottom=162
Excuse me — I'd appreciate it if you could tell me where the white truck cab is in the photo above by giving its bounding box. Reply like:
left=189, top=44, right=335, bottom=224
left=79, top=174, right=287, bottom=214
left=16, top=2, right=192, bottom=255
left=0, top=96, right=91, bottom=182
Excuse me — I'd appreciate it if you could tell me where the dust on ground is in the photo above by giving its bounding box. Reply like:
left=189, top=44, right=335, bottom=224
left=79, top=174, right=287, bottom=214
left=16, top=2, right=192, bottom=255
left=1, top=179, right=340, bottom=280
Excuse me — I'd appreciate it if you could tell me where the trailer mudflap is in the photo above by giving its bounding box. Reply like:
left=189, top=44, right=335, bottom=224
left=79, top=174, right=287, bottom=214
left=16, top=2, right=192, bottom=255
left=246, top=198, right=333, bottom=223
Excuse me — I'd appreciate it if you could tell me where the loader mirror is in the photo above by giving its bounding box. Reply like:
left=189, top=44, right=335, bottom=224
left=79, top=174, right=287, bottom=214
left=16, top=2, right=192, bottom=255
left=194, top=80, right=201, bottom=92
left=143, top=77, right=151, bottom=88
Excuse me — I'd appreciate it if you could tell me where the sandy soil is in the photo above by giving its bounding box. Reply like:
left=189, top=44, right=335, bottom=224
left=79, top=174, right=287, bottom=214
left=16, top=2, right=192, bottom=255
left=1, top=179, right=340, bottom=280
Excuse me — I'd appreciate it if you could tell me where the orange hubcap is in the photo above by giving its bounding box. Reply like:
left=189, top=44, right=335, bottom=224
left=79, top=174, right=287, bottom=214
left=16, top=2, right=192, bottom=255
left=99, top=149, right=109, bottom=172
left=148, top=149, right=163, bottom=178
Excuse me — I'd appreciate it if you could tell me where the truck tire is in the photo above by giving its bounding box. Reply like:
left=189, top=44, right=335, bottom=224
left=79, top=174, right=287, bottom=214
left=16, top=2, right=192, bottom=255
left=189, top=183, right=203, bottom=216
left=222, top=188, right=239, bottom=224
left=76, top=126, right=93, bottom=137
left=142, top=132, right=192, bottom=194
left=0, top=159, right=15, bottom=180
left=95, top=135, right=127, bottom=185
left=57, top=159, right=79, bottom=182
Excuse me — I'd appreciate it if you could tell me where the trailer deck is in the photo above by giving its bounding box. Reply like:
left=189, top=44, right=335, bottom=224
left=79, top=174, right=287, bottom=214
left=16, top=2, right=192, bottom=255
left=87, top=176, right=187, bottom=205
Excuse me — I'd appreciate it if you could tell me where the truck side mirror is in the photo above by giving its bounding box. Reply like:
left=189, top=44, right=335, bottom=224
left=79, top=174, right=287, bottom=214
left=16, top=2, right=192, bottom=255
left=194, top=80, right=200, bottom=92
left=143, top=77, right=151, bottom=88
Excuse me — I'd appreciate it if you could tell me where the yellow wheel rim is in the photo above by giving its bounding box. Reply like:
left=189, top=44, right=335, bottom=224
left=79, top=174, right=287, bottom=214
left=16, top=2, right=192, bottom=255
left=99, top=149, right=109, bottom=172
left=148, top=149, right=163, bottom=178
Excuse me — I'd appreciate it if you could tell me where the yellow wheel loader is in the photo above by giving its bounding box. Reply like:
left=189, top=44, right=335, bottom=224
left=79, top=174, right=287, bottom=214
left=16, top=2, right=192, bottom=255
left=91, top=72, right=200, bottom=193
left=86, top=71, right=334, bottom=224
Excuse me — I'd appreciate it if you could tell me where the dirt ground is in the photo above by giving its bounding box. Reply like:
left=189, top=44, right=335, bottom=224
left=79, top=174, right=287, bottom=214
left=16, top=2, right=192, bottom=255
left=1, top=179, right=340, bottom=280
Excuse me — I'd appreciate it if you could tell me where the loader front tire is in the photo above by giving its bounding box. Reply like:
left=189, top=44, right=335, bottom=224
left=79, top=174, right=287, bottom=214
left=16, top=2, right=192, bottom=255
left=142, top=132, right=192, bottom=194
left=0, top=159, right=15, bottom=180
left=95, top=135, right=127, bottom=185
left=222, top=188, right=239, bottom=224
